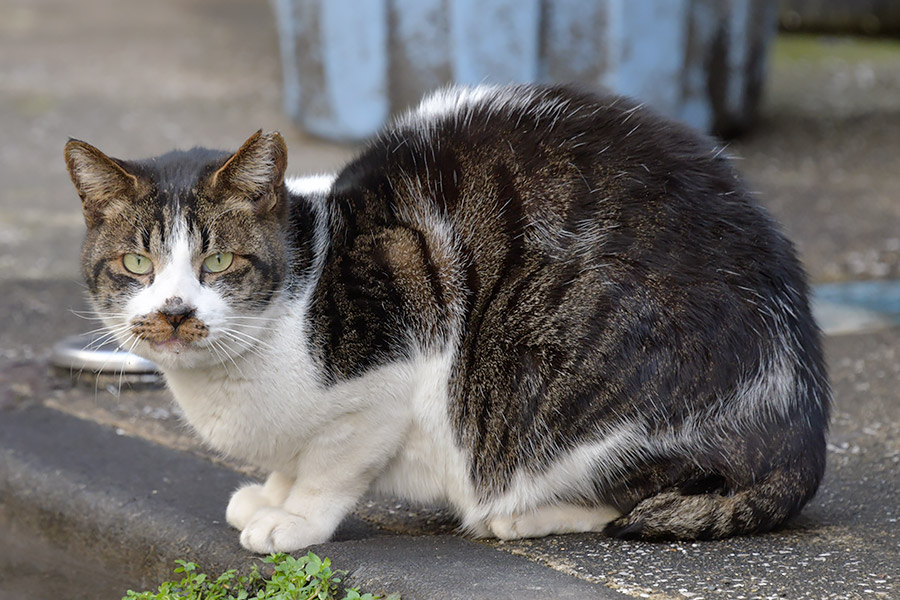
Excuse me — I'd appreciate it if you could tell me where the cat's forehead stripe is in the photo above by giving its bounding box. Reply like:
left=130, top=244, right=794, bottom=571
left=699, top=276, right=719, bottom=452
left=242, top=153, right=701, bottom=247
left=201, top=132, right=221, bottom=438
left=135, top=188, right=202, bottom=254
left=199, top=222, right=211, bottom=255
left=140, top=222, right=152, bottom=251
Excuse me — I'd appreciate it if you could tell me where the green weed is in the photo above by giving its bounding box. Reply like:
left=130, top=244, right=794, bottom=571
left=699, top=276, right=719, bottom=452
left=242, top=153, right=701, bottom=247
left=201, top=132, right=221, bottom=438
left=123, top=552, right=399, bottom=600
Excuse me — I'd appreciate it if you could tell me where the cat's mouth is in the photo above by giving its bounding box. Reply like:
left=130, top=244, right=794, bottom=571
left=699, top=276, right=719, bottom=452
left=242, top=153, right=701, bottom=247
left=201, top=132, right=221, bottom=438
left=131, top=311, right=209, bottom=354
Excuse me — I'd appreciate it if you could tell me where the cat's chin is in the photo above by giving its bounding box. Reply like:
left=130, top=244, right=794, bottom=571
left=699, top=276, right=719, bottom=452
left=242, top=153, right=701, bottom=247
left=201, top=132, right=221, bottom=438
left=136, top=339, right=215, bottom=371
left=150, top=338, right=190, bottom=354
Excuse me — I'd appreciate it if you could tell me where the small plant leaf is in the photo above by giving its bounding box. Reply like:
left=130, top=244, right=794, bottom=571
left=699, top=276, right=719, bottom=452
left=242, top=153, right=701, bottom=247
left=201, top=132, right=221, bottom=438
left=305, top=552, right=323, bottom=577
left=121, top=552, right=395, bottom=600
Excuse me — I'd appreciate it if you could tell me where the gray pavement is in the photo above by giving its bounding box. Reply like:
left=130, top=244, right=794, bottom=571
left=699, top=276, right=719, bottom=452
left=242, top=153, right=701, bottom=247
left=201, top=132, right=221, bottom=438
left=1, top=0, right=900, bottom=598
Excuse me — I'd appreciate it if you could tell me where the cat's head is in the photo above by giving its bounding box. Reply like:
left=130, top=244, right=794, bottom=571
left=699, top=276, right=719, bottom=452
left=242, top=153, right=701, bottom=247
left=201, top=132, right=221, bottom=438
left=65, top=131, right=290, bottom=370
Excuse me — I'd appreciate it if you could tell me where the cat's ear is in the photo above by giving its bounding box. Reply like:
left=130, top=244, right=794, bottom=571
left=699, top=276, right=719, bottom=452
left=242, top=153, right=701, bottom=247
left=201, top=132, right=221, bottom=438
left=210, top=130, right=287, bottom=214
left=64, top=139, right=147, bottom=228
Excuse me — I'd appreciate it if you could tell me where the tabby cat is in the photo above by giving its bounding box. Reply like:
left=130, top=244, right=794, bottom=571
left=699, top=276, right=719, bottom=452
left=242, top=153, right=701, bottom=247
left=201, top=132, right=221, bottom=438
left=65, top=84, right=829, bottom=553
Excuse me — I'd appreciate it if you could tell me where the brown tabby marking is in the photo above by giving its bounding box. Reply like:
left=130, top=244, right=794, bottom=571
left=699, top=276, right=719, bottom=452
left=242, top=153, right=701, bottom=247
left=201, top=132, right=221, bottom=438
left=131, top=311, right=209, bottom=345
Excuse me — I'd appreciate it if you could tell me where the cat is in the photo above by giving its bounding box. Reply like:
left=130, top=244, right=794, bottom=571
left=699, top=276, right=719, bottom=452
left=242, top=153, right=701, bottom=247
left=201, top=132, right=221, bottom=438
left=64, top=84, right=829, bottom=554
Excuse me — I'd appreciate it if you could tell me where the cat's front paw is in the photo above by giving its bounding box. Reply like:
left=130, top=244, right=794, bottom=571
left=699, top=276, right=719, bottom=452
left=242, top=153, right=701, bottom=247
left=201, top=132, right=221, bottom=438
left=240, top=507, right=329, bottom=554
left=226, top=483, right=271, bottom=531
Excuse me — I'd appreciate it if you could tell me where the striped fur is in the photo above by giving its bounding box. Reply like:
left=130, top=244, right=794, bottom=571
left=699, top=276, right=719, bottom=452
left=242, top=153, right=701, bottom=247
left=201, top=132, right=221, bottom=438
left=67, top=84, right=829, bottom=552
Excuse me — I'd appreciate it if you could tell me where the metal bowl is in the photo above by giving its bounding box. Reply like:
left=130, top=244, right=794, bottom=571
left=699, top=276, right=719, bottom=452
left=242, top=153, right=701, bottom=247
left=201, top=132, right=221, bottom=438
left=51, top=334, right=160, bottom=386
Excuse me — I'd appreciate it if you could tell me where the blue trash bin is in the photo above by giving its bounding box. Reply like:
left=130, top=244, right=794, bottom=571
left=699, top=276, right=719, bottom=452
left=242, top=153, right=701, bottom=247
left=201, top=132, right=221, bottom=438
left=270, top=0, right=777, bottom=140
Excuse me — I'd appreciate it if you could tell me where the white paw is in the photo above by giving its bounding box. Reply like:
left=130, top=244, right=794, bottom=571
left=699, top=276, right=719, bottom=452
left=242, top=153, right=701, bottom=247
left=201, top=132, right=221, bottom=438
left=226, top=483, right=271, bottom=531
left=239, top=507, right=329, bottom=554
left=487, top=504, right=621, bottom=540
left=488, top=515, right=522, bottom=540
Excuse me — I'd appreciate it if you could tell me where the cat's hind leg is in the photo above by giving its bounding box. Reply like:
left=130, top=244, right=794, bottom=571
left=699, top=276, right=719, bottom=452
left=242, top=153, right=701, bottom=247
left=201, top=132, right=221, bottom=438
left=226, top=471, right=294, bottom=531
left=485, top=504, right=621, bottom=540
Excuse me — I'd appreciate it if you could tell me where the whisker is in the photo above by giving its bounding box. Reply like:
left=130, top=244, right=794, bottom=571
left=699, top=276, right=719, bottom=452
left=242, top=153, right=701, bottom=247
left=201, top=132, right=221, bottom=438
left=218, top=332, right=269, bottom=362
left=219, top=328, right=275, bottom=352
left=222, top=315, right=279, bottom=322
left=219, top=325, right=273, bottom=344
left=207, top=339, right=232, bottom=377
left=91, top=332, right=136, bottom=398
left=212, top=338, right=249, bottom=378
left=219, top=323, right=273, bottom=331
left=81, top=330, right=133, bottom=354
left=116, top=335, right=143, bottom=398
left=80, top=322, right=132, bottom=339
left=220, top=339, right=267, bottom=363
left=70, top=309, right=131, bottom=320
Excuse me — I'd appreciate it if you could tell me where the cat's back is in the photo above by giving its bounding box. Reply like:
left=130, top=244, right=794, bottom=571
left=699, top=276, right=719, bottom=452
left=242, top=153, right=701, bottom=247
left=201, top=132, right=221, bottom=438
left=332, top=84, right=784, bottom=276
left=322, top=85, right=804, bottom=340
left=304, top=84, right=828, bottom=540
left=315, top=84, right=822, bottom=416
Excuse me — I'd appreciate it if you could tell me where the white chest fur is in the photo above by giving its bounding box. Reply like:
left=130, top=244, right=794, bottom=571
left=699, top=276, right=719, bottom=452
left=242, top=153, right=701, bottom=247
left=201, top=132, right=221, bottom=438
left=162, top=300, right=472, bottom=508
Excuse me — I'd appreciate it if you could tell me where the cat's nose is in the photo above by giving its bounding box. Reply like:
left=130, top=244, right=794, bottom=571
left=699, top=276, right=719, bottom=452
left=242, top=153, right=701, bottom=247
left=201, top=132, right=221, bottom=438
left=160, top=297, right=196, bottom=330
left=164, top=310, right=195, bottom=329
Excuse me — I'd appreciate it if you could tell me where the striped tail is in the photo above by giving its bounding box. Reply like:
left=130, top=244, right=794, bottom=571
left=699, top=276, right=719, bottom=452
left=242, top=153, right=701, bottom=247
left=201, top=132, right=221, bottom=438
left=604, top=465, right=822, bottom=540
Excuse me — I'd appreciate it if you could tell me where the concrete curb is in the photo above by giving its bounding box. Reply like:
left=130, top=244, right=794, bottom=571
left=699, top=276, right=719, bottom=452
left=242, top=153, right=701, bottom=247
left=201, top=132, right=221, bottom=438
left=309, top=536, right=610, bottom=599
left=1, top=403, right=258, bottom=585
left=0, top=403, right=616, bottom=598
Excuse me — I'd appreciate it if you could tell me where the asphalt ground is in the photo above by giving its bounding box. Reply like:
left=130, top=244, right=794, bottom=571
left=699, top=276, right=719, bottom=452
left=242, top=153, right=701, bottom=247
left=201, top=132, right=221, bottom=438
left=1, top=0, right=899, bottom=598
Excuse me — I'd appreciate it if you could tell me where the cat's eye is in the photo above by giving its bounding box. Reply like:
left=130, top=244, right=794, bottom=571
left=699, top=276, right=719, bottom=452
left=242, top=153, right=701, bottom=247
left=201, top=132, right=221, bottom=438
left=203, top=252, right=234, bottom=274
left=122, top=253, right=153, bottom=275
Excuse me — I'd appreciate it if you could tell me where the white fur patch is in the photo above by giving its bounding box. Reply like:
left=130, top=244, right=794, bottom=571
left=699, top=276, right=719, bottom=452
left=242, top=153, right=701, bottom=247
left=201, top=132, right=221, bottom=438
left=412, top=84, right=518, bottom=123
left=286, top=173, right=336, bottom=197
left=372, top=349, right=474, bottom=509
left=732, top=340, right=798, bottom=421
left=458, top=424, right=642, bottom=532
left=639, top=340, right=803, bottom=471
left=126, top=222, right=200, bottom=318
left=122, top=220, right=233, bottom=370
left=487, top=504, right=621, bottom=540
left=399, top=84, right=579, bottom=133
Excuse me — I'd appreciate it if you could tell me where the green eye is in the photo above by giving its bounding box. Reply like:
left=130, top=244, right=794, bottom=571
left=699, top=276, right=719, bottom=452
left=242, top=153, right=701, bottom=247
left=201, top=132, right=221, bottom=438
left=122, top=253, right=152, bottom=275
left=203, top=252, right=234, bottom=273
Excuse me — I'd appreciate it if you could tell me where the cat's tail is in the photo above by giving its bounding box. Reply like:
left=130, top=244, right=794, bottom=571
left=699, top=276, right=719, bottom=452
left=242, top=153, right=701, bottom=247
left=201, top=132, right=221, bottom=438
left=604, top=463, right=822, bottom=540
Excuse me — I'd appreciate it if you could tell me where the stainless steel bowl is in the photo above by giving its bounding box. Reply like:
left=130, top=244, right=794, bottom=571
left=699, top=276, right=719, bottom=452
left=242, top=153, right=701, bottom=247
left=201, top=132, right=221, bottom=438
left=51, top=334, right=160, bottom=385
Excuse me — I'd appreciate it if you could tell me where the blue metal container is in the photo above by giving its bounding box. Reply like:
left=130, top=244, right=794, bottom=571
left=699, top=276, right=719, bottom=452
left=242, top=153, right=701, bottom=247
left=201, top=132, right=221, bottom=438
left=270, top=0, right=777, bottom=140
